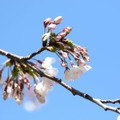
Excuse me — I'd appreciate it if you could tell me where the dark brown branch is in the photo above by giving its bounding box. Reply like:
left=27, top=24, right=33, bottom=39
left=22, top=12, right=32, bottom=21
left=0, top=48, right=120, bottom=114
left=0, top=49, right=22, bottom=60
left=21, top=47, right=47, bottom=60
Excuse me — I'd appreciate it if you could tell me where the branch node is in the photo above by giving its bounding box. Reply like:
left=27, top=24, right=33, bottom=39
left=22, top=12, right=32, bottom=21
left=104, top=108, right=108, bottom=111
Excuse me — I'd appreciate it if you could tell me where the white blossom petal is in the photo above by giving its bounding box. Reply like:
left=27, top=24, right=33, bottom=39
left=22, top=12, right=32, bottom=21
left=46, top=68, right=58, bottom=76
left=35, top=81, right=51, bottom=96
left=79, top=65, right=92, bottom=73
left=42, top=77, right=55, bottom=89
left=24, top=100, right=40, bottom=112
left=70, top=65, right=83, bottom=80
left=64, top=69, right=72, bottom=81
left=42, top=57, right=56, bottom=69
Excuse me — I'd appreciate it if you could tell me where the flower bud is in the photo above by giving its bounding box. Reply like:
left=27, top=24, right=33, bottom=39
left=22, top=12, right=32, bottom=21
left=44, top=18, right=52, bottom=28
left=48, top=24, right=56, bottom=30
left=62, top=26, right=72, bottom=34
left=59, top=50, right=68, bottom=58
left=2, top=91, right=8, bottom=100
left=54, top=16, right=62, bottom=24
left=54, top=35, right=62, bottom=41
left=58, top=32, right=66, bottom=38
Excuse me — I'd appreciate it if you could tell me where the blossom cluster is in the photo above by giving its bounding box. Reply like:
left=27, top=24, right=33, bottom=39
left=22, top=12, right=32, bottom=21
left=0, top=16, right=91, bottom=111
left=0, top=57, right=58, bottom=109
left=42, top=16, right=92, bottom=81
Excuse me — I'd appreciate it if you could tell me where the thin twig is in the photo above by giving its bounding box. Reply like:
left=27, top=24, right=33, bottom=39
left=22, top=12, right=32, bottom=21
left=100, top=99, right=120, bottom=104
left=21, top=47, right=47, bottom=60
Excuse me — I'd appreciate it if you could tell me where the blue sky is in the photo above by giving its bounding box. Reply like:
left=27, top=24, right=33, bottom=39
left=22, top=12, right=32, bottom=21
left=0, top=0, right=120, bottom=120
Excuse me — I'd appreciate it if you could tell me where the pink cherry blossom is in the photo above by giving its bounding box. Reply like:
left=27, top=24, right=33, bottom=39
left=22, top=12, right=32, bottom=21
left=64, top=66, right=82, bottom=81
left=64, top=64, right=92, bottom=81
left=70, top=65, right=83, bottom=80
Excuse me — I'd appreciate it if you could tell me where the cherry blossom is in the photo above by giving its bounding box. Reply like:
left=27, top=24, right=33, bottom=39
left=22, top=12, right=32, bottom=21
left=64, top=69, right=71, bottom=81
left=64, top=65, right=92, bottom=81
left=0, top=16, right=93, bottom=111
left=41, top=57, right=56, bottom=69
left=70, top=65, right=83, bottom=80
left=35, top=82, right=49, bottom=96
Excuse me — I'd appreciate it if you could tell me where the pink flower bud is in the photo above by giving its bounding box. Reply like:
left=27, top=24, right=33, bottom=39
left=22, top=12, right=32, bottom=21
left=58, top=32, right=66, bottom=37
left=59, top=50, right=68, bottom=58
left=49, top=21, right=54, bottom=24
left=48, top=24, right=56, bottom=30
left=54, top=35, right=62, bottom=41
left=44, top=18, right=52, bottom=28
left=54, top=16, right=62, bottom=24
left=59, top=32, right=67, bottom=37
left=60, top=58, right=68, bottom=68
left=66, top=26, right=72, bottom=31
left=62, top=26, right=72, bottom=33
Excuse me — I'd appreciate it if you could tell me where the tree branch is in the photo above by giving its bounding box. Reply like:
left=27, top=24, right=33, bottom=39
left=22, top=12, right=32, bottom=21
left=21, top=47, right=47, bottom=60
left=0, top=48, right=120, bottom=114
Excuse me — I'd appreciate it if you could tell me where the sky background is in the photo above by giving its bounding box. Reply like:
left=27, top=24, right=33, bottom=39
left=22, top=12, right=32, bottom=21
left=0, top=0, right=120, bottom=120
